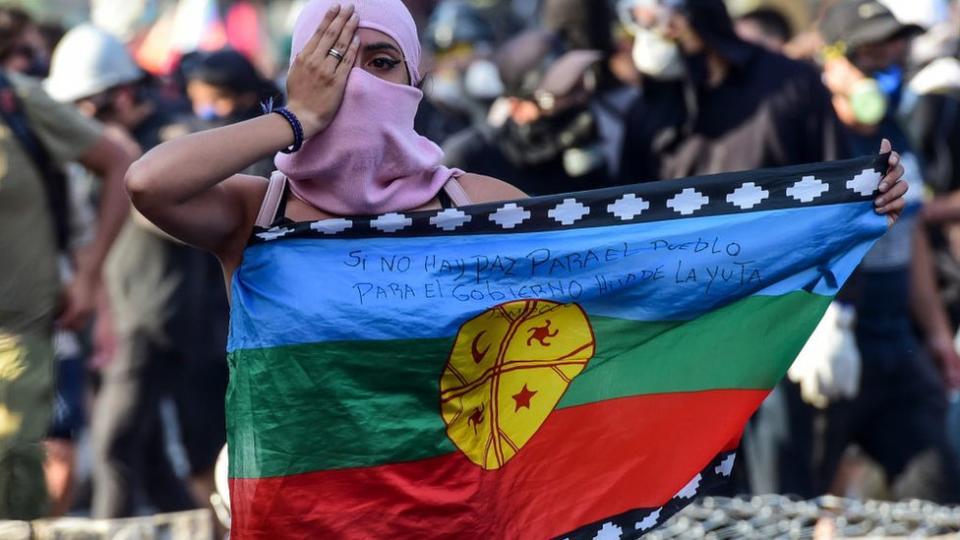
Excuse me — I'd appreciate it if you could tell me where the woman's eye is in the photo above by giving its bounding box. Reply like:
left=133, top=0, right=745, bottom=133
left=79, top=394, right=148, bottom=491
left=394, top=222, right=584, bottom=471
left=370, top=57, right=401, bottom=70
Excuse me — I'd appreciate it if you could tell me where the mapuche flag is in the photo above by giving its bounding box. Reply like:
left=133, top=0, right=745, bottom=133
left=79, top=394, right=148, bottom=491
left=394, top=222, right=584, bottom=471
left=227, top=156, right=889, bottom=539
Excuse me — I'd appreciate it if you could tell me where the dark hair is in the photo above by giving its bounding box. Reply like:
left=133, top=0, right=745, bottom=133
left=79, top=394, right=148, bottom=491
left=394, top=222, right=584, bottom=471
left=0, top=6, right=32, bottom=62
left=739, top=8, right=793, bottom=44
left=186, top=49, right=279, bottom=102
left=36, top=20, right=66, bottom=54
left=541, top=0, right=615, bottom=55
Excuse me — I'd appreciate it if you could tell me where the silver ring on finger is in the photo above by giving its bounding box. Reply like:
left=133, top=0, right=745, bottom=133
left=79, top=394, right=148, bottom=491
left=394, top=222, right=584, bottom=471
left=327, top=48, right=345, bottom=62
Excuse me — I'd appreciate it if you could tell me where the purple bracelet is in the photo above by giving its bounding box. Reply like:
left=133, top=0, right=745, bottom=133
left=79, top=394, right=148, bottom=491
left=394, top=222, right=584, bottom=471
left=273, top=107, right=304, bottom=154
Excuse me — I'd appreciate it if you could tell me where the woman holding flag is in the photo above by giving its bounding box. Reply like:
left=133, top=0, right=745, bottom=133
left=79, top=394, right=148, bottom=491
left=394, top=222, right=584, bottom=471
left=126, top=0, right=908, bottom=537
left=127, top=1, right=525, bottom=268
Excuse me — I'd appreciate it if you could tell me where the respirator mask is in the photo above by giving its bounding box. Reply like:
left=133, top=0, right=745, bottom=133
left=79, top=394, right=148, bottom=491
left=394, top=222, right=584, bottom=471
left=618, top=0, right=687, bottom=81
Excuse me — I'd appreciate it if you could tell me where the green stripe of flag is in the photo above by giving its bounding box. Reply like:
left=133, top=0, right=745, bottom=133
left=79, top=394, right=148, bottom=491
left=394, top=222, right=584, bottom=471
left=227, top=291, right=830, bottom=478
left=559, top=291, right=830, bottom=407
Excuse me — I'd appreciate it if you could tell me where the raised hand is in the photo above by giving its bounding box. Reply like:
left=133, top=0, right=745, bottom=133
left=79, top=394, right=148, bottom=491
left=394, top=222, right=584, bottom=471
left=875, top=138, right=908, bottom=227
left=285, top=4, right=361, bottom=137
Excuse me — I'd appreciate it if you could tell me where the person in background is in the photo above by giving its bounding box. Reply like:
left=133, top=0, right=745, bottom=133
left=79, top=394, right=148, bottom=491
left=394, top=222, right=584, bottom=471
left=183, top=49, right=281, bottom=178
left=731, top=6, right=793, bottom=52
left=45, top=24, right=228, bottom=519
left=443, top=30, right=618, bottom=195
left=886, top=0, right=960, bottom=322
left=724, top=0, right=812, bottom=54
left=884, top=0, right=960, bottom=461
left=34, top=21, right=65, bottom=74
left=1, top=6, right=88, bottom=517
left=541, top=0, right=623, bottom=91
left=0, top=6, right=51, bottom=77
left=616, top=0, right=849, bottom=185
left=43, top=168, right=102, bottom=518
left=613, top=0, right=851, bottom=496
left=541, top=0, right=638, bottom=179
left=0, top=12, right=134, bottom=521
left=781, top=0, right=960, bottom=501
left=419, top=0, right=504, bottom=146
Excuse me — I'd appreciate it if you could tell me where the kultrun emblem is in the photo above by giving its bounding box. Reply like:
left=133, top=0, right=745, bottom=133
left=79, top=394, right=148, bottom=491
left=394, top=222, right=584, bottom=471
left=440, top=300, right=596, bottom=470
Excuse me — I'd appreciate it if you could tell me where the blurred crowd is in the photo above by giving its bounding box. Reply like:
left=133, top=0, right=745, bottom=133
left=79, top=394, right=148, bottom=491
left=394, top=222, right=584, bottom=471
left=1, top=0, right=960, bottom=532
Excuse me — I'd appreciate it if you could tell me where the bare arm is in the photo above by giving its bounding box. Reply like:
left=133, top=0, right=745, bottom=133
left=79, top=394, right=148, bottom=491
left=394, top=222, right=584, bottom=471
left=58, top=129, right=137, bottom=329
left=922, top=191, right=960, bottom=225
left=911, top=225, right=960, bottom=388
left=125, top=115, right=297, bottom=256
left=126, top=3, right=362, bottom=258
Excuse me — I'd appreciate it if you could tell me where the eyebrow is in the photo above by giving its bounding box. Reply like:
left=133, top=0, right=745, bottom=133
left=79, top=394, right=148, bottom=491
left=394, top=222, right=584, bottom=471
left=363, top=42, right=402, bottom=55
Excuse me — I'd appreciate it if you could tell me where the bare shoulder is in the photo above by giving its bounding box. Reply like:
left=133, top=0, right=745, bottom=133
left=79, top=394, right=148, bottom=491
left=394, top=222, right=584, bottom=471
left=457, top=173, right=527, bottom=205
left=225, top=173, right=270, bottom=207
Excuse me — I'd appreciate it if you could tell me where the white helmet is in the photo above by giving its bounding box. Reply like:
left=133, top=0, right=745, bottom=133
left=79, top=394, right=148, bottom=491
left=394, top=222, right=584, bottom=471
left=44, top=24, right=144, bottom=103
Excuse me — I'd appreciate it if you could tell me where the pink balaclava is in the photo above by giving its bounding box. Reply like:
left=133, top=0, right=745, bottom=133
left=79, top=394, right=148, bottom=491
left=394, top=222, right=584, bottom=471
left=275, top=0, right=461, bottom=216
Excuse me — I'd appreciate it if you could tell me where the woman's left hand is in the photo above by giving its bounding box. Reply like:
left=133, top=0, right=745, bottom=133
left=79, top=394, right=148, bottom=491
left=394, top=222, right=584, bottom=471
left=875, top=138, right=909, bottom=227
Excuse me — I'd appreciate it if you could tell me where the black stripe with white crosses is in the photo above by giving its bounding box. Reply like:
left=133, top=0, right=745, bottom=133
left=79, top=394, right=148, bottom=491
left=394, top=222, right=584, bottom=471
left=555, top=451, right=738, bottom=540
left=251, top=155, right=886, bottom=244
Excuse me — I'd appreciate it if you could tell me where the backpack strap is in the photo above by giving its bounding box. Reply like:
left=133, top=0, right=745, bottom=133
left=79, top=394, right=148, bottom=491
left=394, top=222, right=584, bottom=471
left=0, top=71, right=70, bottom=249
left=441, top=177, right=472, bottom=207
left=256, top=171, right=289, bottom=228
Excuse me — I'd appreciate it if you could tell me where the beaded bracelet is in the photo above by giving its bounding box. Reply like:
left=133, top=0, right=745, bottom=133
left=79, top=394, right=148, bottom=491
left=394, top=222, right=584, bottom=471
left=274, top=108, right=304, bottom=154
left=262, top=98, right=304, bottom=154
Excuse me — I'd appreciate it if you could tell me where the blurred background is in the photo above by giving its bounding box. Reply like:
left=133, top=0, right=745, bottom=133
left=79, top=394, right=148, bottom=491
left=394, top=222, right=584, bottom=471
left=1, top=0, right=960, bottom=538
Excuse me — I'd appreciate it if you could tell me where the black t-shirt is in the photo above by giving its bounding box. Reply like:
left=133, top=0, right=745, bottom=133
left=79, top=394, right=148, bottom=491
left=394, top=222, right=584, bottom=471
left=619, top=46, right=852, bottom=183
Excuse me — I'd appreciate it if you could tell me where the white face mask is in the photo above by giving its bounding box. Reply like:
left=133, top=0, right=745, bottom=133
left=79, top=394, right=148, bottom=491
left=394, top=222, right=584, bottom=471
left=632, top=27, right=685, bottom=81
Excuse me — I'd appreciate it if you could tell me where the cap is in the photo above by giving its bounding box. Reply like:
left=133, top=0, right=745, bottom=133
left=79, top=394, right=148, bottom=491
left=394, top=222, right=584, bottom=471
left=495, top=30, right=601, bottom=102
left=537, top=50, right=603, bottom=99
left=820, top=0, right=923, bottom=51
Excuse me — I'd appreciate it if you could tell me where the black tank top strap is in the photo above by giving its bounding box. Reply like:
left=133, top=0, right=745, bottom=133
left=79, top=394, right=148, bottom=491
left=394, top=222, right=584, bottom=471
left=268, top=182, right=296, bottom=228
left=437, top=187, right=454, bottom=209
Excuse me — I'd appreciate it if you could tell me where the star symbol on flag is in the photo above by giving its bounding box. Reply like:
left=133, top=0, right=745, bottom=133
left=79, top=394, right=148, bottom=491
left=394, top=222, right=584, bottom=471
left=512, top=384, right=537, bottom=412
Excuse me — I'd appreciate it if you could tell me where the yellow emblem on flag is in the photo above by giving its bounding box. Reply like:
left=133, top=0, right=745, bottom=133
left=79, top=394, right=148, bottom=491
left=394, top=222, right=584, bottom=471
left=440, top=300, right=596, bottom=470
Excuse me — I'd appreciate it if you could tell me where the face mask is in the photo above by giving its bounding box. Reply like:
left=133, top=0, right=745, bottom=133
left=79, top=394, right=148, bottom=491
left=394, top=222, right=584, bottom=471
left=632, top=27, right=685, bottom=81
left=195, top=104, right=221, bottom=122
left=463, top=59, right=503, bottom=101
left=425, top=69, right=467, bottom=111
left=275, top=68, right=461, bottom=216
left=873, top=65, right=904, bottom=109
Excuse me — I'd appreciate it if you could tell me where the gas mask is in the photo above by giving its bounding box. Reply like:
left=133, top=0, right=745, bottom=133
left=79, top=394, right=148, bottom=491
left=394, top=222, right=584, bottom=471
left=500, top=105, right=606, bottom=178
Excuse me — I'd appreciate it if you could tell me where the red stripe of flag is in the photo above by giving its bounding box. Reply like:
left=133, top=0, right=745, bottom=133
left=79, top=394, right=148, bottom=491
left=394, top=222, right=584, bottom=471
left=230, top=389, right=764, bottom=539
